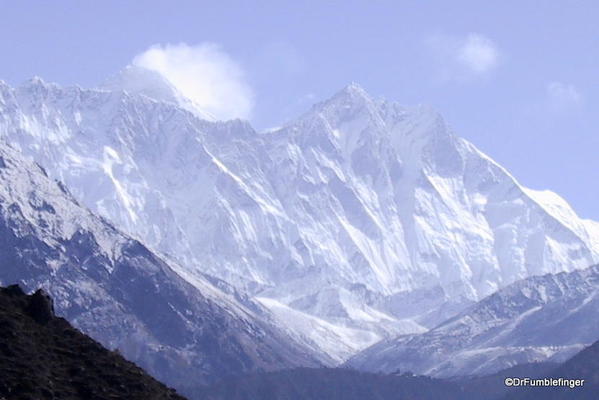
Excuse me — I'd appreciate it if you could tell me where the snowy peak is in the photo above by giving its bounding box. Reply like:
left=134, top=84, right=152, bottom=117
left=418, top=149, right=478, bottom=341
left=312, top=84, right=447, bottom=136
left=21, top=76, right=52, bottom=89
left=327, top=82, right=374, bottom=107
left=291, top=84, right=453, bottom=165
left=102, top=65, right=181, bottom=102
left=301, top=83, right=382, bottom=133
left=14, top=76, right=61, bottom=105
left=100, top=65, right=215, bottom=120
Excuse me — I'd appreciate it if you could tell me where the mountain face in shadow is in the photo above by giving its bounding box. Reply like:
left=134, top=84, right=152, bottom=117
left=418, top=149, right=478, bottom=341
left=0, top=284, right=186, bottom=400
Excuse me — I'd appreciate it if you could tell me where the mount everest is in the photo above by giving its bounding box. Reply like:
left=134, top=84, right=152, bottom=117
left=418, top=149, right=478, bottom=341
left=0, top=66, right=597, bottom=372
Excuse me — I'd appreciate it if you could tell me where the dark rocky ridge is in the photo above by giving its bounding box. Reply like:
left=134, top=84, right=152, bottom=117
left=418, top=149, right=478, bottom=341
left=0, top=284, right=186, bottom=400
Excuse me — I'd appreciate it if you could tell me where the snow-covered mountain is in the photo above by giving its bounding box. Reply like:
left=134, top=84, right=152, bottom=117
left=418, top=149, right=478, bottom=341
left=346, top=264, right=599, bottom=377
left=0, top=140, right=323, bottom=389
left=0, top=72, right=597, bottom=361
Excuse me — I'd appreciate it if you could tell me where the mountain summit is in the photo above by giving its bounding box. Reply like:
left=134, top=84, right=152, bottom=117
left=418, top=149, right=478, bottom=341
left=100, top=65, right=215, bottom=120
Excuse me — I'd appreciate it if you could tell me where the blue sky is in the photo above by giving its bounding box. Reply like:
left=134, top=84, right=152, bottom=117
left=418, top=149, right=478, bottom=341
left=1, top=1, right=598, bottom=219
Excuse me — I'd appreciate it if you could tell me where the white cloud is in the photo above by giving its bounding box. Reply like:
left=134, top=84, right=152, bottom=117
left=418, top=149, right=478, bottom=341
left=133, top=43, right=253, bottom=120
left=427, top=33, right=500, bottom=81
left=456, top=34, right=499, bottom=74
left=546, top=82, right=583, bottom=110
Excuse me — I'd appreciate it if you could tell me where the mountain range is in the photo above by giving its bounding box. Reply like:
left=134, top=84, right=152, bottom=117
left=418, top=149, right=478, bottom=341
left=0, top=67, right=597, bottom=381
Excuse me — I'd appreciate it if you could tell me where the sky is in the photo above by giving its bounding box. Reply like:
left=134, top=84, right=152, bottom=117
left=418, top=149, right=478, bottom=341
left=1, top=1, right=598, bottom=220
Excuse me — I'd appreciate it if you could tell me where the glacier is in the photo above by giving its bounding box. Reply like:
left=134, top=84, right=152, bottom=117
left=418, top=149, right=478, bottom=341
left=0, top=69, right=597, bottom=362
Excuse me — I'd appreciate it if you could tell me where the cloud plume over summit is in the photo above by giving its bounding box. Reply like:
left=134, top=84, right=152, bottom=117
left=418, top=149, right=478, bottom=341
left=133, top=42, right=253, bottom=120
